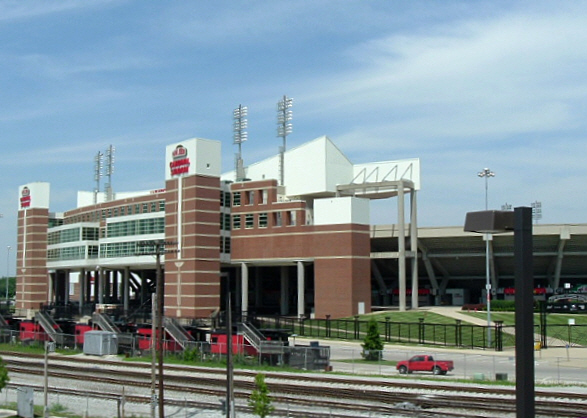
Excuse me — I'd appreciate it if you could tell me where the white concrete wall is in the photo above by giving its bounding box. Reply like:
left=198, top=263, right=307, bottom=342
left=314, top=196, right=370, bottom=225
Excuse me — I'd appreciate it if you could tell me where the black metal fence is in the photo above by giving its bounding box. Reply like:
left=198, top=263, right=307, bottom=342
left=253, top=315, right=587, bottom=351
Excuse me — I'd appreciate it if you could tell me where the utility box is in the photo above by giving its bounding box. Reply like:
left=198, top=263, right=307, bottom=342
left=17, top=387, right=34, bottom=418
left=83, top=330, right=118, bottom=355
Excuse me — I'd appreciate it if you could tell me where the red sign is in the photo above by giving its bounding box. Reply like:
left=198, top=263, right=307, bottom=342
left=20, top=187, right=31, bottom=209
left=169, top=145, right=191, bottom=176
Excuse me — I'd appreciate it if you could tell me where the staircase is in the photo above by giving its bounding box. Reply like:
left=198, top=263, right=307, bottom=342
left=91, top=312, right=135, bottom=347
left=35, top=311, right=65, bottom=344
left=163, top=317, right=195, bottom=349
left=240, top=322, right=284, bottom=354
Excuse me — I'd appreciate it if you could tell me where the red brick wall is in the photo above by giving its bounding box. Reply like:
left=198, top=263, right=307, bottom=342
left=16, top=208, right=49, bottom=310
left=164, top=174, right=221, bottom=318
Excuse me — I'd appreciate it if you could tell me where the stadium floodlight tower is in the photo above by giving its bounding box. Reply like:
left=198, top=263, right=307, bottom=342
left=105, top=145, right=115, bottom=202
left=277, top=95, right=293, bottom=186
left=233, top=104, right=248, bottom=182
left=93, top=151, right=104, bottom=204
left=478, top=167, right=495, bottom=347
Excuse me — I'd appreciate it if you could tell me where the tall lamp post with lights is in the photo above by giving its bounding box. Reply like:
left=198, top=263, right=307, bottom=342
left=478, top=168, right=495, bottom=347
left=6, top=246, right=11, bottom=302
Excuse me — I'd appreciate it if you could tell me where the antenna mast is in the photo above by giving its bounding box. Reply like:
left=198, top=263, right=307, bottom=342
left=277, top=95, right=293, bottom=186
left=233, top=105, right=248, bottom=182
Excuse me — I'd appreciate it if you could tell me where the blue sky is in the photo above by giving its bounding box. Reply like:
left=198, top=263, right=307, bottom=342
left=2, top=1, right=587, bottom=276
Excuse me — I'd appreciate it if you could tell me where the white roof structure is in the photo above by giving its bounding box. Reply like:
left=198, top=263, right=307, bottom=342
left=221, top=135, right=420, bottom=199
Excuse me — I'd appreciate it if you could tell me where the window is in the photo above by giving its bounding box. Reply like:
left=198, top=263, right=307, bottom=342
left=120, top=206, right=126, bottom=216
left=247, top=190, right=255, bottom=205
left=150, top=202, right=157, bottom=212
left=223, top=191, right=231, bottom=207
left=261, top=189, right=268, bottom=204
left=245, top=213, right=254, bottom=229
left=273, top=212, right=282, bottom=227
left=142, top=203, right=148, bottom=213
left=288, top=210, right=296, bottom=226
left=259, top=212, right=268, bottom=228
left=232, top=215, right=241, bottom=230
left=233, top=192, right=241, bottom=206
left=159, top=200, right=165, bottom=212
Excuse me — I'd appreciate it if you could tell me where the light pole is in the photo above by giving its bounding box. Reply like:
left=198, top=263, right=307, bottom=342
left=6, top=246, right=11, bottom=302
left=478, top=168, right=495, bottom=347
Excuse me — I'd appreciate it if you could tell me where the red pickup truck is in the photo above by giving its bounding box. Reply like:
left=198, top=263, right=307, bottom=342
left=396, top=355, right=454, bottom=375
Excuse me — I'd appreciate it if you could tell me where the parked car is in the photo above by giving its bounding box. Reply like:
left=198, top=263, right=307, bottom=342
left=396, top=355, right=454, bottom=375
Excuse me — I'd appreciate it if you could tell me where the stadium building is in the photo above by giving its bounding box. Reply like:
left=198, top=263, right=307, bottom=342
left=15, top=136, right=587, bottom=321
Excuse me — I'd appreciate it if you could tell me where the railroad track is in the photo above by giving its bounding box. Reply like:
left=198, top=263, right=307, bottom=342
left=2, top=351, right=586, bottom=417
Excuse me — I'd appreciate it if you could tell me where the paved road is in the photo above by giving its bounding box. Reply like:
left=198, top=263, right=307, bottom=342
left=296, top=335, right=587, bottom=385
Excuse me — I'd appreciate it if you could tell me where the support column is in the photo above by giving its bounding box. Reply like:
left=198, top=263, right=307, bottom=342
left=79, top=268, right=86, bottom=316
left=398, top=180, right=407, bottom=311
left=280, top=266, right=289, bottom=316
left=85, top=271, right=92, bottom=305
left=64, top=270, right=70, bottom=305
left=48, top=272, right=55, bottom=305
left=112, top=270, right=119, bottom=302
left=123, top=267, right=130, bottom=315
left=410, top=189, right=419, bottom=309
left=97, top=268, right=104, bottom=305
left=240, top=263, right=248, bottom=318
left=297, top=261, right=305, bottom=318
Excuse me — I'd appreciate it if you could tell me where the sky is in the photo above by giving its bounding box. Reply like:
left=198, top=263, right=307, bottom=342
left=2, top=0, right=587, bottom=277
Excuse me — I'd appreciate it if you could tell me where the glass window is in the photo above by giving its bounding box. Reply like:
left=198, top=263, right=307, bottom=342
left=288, top=211, right=296, bottom=226
left=159, top=200, right=165, bottom=212
left=232, top=215, right=241, bottom=229
left=233, top=192, right=241, bottom=206
left=247, top=190, right=254, bottom=205
left=245, top=213, right=254, bottom=229
left=274, top=212, right=282, bottom=227
left=259, top=213, right=268, bottom=228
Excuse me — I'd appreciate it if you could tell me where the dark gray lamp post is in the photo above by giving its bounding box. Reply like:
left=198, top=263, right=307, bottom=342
left=465, top=207, right=534, bottom=418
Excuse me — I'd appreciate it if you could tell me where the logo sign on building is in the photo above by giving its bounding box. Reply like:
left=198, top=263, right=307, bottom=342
left=18, top=182, right=50, bottom=210
left=20, top=187, right=31, bottom=209
left=169, top=145, right=191, bottom=177
left=165, top=138, right=221, bottom=181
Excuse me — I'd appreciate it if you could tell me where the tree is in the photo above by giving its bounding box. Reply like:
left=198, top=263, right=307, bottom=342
left=361, top=317, right=384, bottom=361
left=248, top=373, right=274, bottom=418
left=0, top=358, right=9, bottom=391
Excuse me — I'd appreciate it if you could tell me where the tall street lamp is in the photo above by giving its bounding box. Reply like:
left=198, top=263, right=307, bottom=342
left=465, top=208, right=534, bottom=418
left=5, top=246, right=10, bottom=302
left=478, top=168, right=495, bottom=347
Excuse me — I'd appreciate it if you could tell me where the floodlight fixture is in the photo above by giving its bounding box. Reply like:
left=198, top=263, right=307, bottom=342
left=531, top=201, right=542, bottom=224
left=477, top=167, right=496, bottom=347
left=105, top=145, right=115, bottom=202
left=233, top=104, right=248, bottom=181
left=277, top=95, right=293, bottom=186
